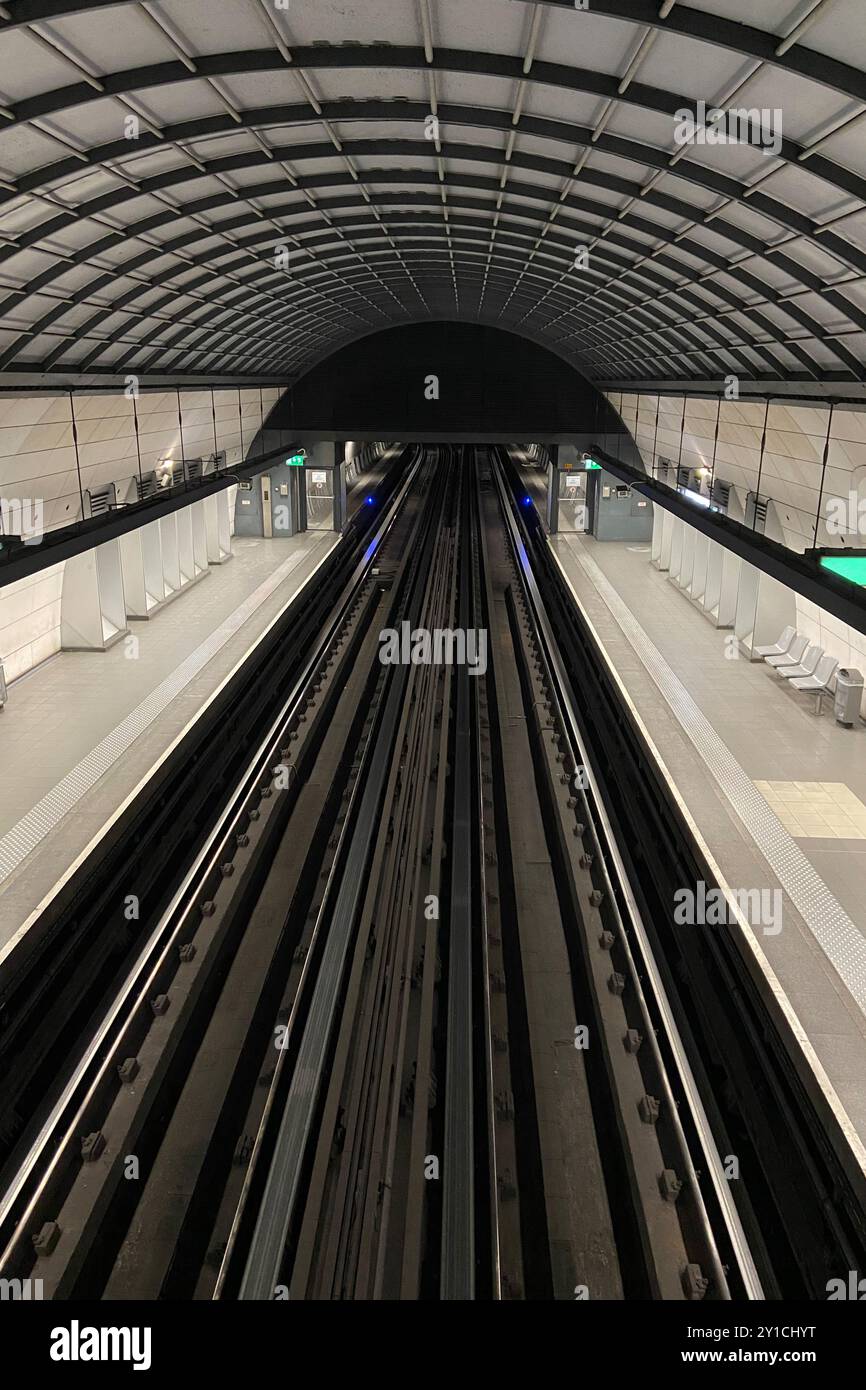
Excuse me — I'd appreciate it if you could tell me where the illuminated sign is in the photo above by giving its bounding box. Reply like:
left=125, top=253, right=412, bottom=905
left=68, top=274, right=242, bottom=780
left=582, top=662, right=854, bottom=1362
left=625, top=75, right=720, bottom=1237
left=286, top=451, right=306, bottom=467
left=819, top=554, right=866, bottom=588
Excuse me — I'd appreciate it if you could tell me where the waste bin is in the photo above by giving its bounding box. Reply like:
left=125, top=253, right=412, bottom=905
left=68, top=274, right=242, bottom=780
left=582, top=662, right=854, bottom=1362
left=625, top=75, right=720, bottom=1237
left=834, top=668, right=863, bottom=727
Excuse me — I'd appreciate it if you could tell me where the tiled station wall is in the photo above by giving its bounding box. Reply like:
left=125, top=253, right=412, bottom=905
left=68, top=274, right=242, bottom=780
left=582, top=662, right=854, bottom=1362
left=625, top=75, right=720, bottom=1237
left=605, top=390, right=866, bottom=685
left=0, top=385, right=282, bottom=683
left=0, top=386, right=283, bottom=531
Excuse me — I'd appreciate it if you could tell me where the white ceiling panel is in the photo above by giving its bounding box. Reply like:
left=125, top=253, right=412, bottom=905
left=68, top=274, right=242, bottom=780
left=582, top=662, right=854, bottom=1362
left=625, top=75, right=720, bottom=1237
left=0, top=0, right=857, bottom=387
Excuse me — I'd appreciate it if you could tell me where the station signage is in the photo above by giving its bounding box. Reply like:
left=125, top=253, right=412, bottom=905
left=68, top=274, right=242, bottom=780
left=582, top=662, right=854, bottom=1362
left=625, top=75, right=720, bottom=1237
left=818, top=553, right=866, bottom=588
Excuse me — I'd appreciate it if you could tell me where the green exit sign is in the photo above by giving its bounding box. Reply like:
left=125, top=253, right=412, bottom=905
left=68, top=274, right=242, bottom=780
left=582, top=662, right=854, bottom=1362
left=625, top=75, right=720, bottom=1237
left=584, top=459, right=601, bottom=470
left=286, top=452, right=306, bottom=467
left=819, top=554, right=866, bottom=587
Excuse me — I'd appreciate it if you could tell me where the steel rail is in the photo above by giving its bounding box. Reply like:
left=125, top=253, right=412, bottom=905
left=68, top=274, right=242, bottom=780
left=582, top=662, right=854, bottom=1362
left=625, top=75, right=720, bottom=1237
left=0, top=448, right=424, bottom=1277
left=213, top=448, right=438, bottom=1298
left=368, top=512, right=459, bottom=1295
left=471, top=450, right=502, bottom=1300
left=349, top=610, right=442, bottom=1292
left=399, top=571, right=457, bottom=1297
left=314, top=514, right=453, bottom=1295
left=237, top=457, right=449, bottom=1300
left=440, top=452, right=481, bottom=1300
left=491, top=452, right=764, bottom=1302
left=290, top=468, right=459, bottom=1298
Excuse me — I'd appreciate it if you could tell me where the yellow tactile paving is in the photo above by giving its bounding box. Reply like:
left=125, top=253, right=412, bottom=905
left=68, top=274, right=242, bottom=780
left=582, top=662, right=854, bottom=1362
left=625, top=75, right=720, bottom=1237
left=754, top=781, right=866, bottom=839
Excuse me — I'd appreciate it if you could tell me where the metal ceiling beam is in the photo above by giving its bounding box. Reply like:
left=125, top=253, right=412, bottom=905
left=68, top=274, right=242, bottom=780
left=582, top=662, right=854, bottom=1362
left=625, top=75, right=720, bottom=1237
left=1, top=100, right=863, bottom=375
left=1, top=155, right=857, bottom=371
left=4, top=58, right=866, bottom=250
left=0, top=14, right=860, bottom=388
left=0, top=6, right=862, bottom=110
left=1, top=179, right=845, bottom=383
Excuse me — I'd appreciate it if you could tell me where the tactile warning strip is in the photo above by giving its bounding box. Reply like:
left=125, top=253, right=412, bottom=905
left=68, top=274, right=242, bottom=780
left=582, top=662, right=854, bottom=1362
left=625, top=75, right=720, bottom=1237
left=0, top=547, right=315, bottom=887
left=567, top=543, right=866, bottom=1017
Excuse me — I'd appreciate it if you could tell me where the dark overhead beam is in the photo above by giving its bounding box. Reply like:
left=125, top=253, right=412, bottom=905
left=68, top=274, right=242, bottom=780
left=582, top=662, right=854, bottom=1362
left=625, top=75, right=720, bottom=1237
left=597, top=377, right=866, bottom=404
left=592, top=441, right=866, bottom=641
left=0, top=370, right=288, bottom=393
left=0, top=435, right=304, bottom=590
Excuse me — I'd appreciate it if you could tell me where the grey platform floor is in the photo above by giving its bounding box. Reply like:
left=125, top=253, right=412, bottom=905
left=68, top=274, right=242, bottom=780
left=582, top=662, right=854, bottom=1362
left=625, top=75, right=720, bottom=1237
left=547, top=515, right=866, bottom=1151
left=0, top=530, right=337, bottom=962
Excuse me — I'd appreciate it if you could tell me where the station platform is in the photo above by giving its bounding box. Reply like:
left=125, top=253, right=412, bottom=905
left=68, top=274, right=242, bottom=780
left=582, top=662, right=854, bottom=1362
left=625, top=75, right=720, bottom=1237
left=542, top=515, right=866, bottom=1152
left=0, top=529, right=338, bottom=965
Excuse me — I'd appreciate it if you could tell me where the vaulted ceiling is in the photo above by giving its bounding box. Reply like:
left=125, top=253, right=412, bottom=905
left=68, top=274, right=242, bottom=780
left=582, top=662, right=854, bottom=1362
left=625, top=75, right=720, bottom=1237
left=0, top=0, right=865, bottom=388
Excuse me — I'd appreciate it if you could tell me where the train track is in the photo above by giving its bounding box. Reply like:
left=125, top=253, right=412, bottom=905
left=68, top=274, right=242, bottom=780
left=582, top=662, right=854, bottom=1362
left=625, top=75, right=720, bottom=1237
left=0, top=444, right=862, bottom=1300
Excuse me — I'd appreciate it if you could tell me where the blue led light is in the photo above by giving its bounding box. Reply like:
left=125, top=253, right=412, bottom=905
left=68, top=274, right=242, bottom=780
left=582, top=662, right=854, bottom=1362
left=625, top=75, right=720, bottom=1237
left=523, top=495, right=532, bottom=506
left=366, top=495, right=375, bottom=505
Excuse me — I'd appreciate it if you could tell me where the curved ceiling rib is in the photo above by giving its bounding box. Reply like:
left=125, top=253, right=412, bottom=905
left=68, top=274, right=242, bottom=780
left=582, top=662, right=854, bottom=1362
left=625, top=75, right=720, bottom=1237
left=0, top=0, right=863, bottom=387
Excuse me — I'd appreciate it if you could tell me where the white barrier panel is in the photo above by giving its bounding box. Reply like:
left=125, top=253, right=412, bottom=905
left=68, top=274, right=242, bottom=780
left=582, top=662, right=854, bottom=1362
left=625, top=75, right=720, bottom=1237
left=673, top=522, right=696, bottom=593
left=177, top=506, right=195, bottom=586
left=690, top=531, right=709, bottom=605
left=205, top=490, right=232, bottom=563
left=192, top=501, right=209, bottom=575
left=61, top=539, right=128, bottom=651
left=735, top=561, right=796, bottom=660
left=702, top=540, right=740, bottom=628
left=160, top=512, right=181, bottom=596
left=668, top=514, right=683, bottom=584
left=120, top=520, right=164, bottom=617
left=651, top=502, right=664, bottom=566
